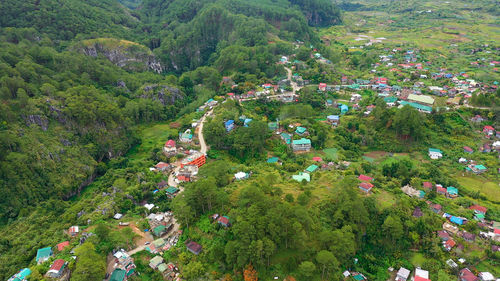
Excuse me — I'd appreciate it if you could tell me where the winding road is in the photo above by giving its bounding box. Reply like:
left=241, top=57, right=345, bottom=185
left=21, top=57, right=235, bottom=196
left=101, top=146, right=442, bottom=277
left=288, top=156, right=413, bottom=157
left=127, top=108, right=213, bottom=256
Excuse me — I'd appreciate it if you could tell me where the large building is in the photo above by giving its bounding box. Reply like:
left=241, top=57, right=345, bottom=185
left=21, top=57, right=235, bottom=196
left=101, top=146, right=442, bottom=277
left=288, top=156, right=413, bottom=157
left=180, top=151, right=206, bottom=168
left=292, top=138, right=311, bottom=152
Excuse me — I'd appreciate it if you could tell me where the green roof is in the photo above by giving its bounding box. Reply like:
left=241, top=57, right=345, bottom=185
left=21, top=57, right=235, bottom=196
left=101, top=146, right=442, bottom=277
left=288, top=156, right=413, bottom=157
left=268, top=122, right=278, bottom=130
left=150, top=255, right=164, bottom=266
left=447, top=186, right=458, bottom=195
left=407, top=94, right=435, bottom=105
left=292, top=172, right=310, bottom=182
left=110, top=269, right=126, bottom=281
left=428, top=148, right=442, bottom=153
left=399, top=101, right=432, bottom=112
left=475, top=213, right=485, bottom=219
left=158, top=263, right=168, bottom=272
left=165, top=186, right=179, bottom=194
left=153, top=225, right=166, bottom=236
left=36, top=247, right=52, bottom=262
left=153, top=238, right=165, bottom=248
left=305, top=164, right=319, bottom=173
left=267, top=157, right=279, bottom=163
left=295, top=126, right=307, bottom=134
left=293, top=138, right=311, bottom=145
left=280, top=133, right=291, bottom=144
left=353, top=275, right=365, bottom=281
left=475, top=164, right=487, bottom=170
left=384, top=96, right=397, bottom=103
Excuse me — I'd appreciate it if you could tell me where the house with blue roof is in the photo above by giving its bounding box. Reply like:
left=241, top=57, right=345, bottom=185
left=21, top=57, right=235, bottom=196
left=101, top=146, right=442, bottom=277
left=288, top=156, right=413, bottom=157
left=327, top=115, right=340, bottom=125
left=267, top=157, right=279, bottom=164
left=450, top=216, right=465, bottom=225
left=224, top=120, right=235, bottom=132
left=339, top=103, right=349, bottom=114
left=7, top=268, right=31, bottom=281
left=295, top=126, right=307, bottom=135
left=243, top=118, right=252, bottom=127
left=447, top=187, right=458, bottom=198
left=280, top=132, right=291, bottom=144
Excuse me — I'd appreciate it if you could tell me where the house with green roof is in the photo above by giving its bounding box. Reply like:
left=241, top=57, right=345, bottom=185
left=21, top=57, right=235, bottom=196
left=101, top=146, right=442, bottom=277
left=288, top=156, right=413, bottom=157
left=292, top=138, right=311, bottom=152
left=305, top=164, right=319, bottom=173
left=295, top=126, right=307, bottom=135
left=466, top=164, right=487, bottom=174
left=36, top=247, right=53, bottom=264
left=447, top=187, right=458, bottom=198
left=384, top=96, right=398, bottom=106
left=280, top=132, right=291, bottom=144
left=408, top=94, right=435, bottom=105
left=109, top=269, right=126, bottom=281
left=153, top=238, right=166, bottom=249
left=292, top=172, right=310, bottom=182
left=153, top=225, right=166, bottom=237
left=149, top=256, right=164, bottom=269
left=399, top=101, right=432, bottom=113
left=157, top=263, right=168, bottom=273
left=428, top=148, right=443, bottom=159
left=165, top=186, right=179, bottom=198
left=268, top=122, right=278, bottom=131
left=8, top=268, right=31, bottom=281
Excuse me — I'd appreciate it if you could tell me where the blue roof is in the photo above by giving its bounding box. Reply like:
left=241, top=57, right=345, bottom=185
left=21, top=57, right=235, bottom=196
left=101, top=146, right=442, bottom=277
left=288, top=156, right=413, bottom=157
left=327, top=115, right=340, bottom=120
left=225, top=120, right=234, bottom=126
left=450, top=216, right=464, bottom=225
left=339, top=104, right=349, bottom=113
left=36, top=247, right=52, bottom=262
left=447, top=186, right=458, bottom=195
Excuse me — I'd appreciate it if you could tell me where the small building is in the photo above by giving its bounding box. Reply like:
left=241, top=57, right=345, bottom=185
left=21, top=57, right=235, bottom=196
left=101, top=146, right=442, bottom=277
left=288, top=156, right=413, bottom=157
left=234, top=171, right=249, bottom=180
left=36, top=247, right=53, bottom=264
left=436, top=185, right=447, bottom=195
left=312, top=157, right=322, bottom=162
left=109, top=269, right=126, bottom=281
left=447, top=186, right=458, bottom=198
left=225, top=120, right=235, bottom=132
left=460, top=268, right=479, bottom=281
left=466, top=164, right=487, bottom=174
left=461, top=231, right=476, bottom=242
left=339, top=103, right=349, bottom=114
left=431, top=204, right=442, bottom=213
left=413, top=207, right=423, bottom=218
left=483, top=125, right=495, bottom=136
left=443, top=239, right=456, bottom=251
left=46, top=259, right=66, bottom=278
left=384, top=96, right=398, bottom=107
left=177, top=165, right=198, bottom=182
left=153, top=225, right=167, bottom=237
left=280, top=132, right=292, bottom=144
left=7, top=268, right=31, bottom=281
left=450, top=216, right=465, bottom=225
left=186, top=241, right=202, bottom=255
left=469, top=205, right=487, bottom=215
left=165, top=186, right=179, bottom=198
left=327, top=115, right=340, bottom=125
left=408, top=94, right=435, bottom=105
left=292, top=138, right=311, bottom=152
left=428, top=148, right=443, bottom=159
left=319, top=83, right=327, bottom=91
left=163, top=140, right=177, bottom=155
left=268, top=122, right=278, bottom=131
left=295, top=126, right=307, bottom=135
left=437, top=230, right=450, bottom=241
left=463, top=146, right=474, bottom=154
left=180, top=152, right=206, bottom=168
left=359, top=182, right=374, bottom=193
left=56, top=241, right=70, bottom=252
left=396, top=267, right=411, bottom=281
left=480, top=143, right=491, bottom=153
left=150, top=256, right=164, bottom=269
left=217, top=216, right=230, bottom=227
left=292, top=172, right=310, bottom=182
left=179, top=130, right=193, bottom=143
left=68, top=225, right=79, bottom=236
left=155, top=162, right=171, bottom=172
left=305, top=164, right=319, bottom=173
left=443, top=222, right=459, bottom=234
left=422, top=181, right=433, bottom=189
left=358, top=174, right=373, bottom=182
left=415, top=268, right=429, bottom=280
left=479, top=272, right=495, bottom=281
left=114, top=213, right=123, bottom=220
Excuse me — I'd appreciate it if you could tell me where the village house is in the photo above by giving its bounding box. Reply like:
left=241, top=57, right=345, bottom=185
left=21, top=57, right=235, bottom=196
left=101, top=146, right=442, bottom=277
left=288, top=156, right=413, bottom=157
left=408, top=94, right=435, bottom=106
left=396, top=267, right=411, bottom=281
left=292, top=138, right=311, bottom=152
left=217, top=216, right=230, bottom=227
left=180, top=151, right=206, bottom=168
left=443, top=222, right=459, bottom=234
left=483, top=125, right=495, bottom=136
left=292, top=172, right=310, bottom=182
left=469, top=205, right=487, bottom=215
left=155, top=162, right=171, bottom=172
left=165, top=186, right=179, bottom=199
left=431, top=204, right=442, bottom=213
left=479, top=143, right=491, bottom=153
left=68, top=225, right=79, bottom=236
left=327, top=115, right=340, bottom=126
left=437, top=230, right=451, bottom=241
left=111, top=249, right=136, bottom=279
left=7, top=268, right=31, bottom=281
left=56, top=241, right=69, bottom=252
left=413, top=207, right=423, bottom=218
left=471, top=115, right=485, bottom=123
left=234, top=171, right=249, bottom=180
left=443, top=239, right=456, bottom=251
left=359, top=182, right=374, bottom=193
left=415, top=268, right=430, bottom=281
left=318, top=83, right=327, bottom=91
left=46, top=259, right=67, bottom=278
left=478, top=272, right=495, bottom=281
left=428, top=148, right=443, bottom=159
left=225, top=120, right=235, bottom=132
left=384, top=96, right=398, bottom=106
left=460, top=268, right=479, bottom=281
left=179, top=129, right=193, bottom=143
left=463, top=146, right=474, bottom=154
left=446, top=186, right=458, bottom=198
left=163, top=140, right=177, bottom=155
left=280, top=132, right=292, bottom=144
left=150, top=256, right=164, bottom=269
left=422, top=181, right=433, bottom=190
left=461, top=231, right=476, bottom=242
left=436, top=185, right=447, bottom=195
left=295, top=126, right=307, bottom=135
left=36, top=247, right=53, bottom=264
left=186, top=241, right=202, bottom=255
left=466, top=164, right=487, bottom=174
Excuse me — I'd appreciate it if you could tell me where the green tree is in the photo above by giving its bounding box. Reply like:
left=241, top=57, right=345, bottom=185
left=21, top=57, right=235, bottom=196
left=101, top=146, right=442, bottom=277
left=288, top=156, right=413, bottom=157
left=298, top=261, right=316, bottom=279
left=72, top=242, right=106, bottom=281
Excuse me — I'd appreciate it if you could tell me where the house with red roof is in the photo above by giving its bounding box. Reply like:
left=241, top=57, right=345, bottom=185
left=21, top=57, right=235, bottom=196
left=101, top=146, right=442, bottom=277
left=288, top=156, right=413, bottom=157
left=483, top=126, right=495, bottom=136
left=431, top=204, right=442, bottom=213
left=46, top=259, right=66, bottom=278
left=56, top=241, right=70, bottom=252
left=186, top=241, right=202, bottom=255
left=469, top=205, right=487, bottom=215
left=163, top=140, right=177, bottom=155
left=155, top=162, right=171, bottom=172
left=312, top=157, right=322, bottom=162
left=358, top=174, right=373, bottom=182
left=422, top=182, right=433, bottom=189
left=415, top=276, right=431, bottom=281
left=359, top=182, right=374, bottom=193
left=463, top=146, right=474, bottom=154
left=319, top=83, right=327, bottom=91
left=443, top=239, right=456, bottom=251
left=68, top=226, right=79, bottom=236
left=437, top=230, right=450, bottom=241
left=217, top=216, right=230, bottom=227
left=459, top=268, right=479, bottom=281
left=436, top=186, right=447, bottom=195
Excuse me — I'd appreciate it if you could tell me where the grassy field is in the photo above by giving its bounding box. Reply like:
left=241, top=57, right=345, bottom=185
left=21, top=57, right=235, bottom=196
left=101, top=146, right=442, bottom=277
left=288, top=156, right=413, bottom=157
left=375, top=190, right=397, bottom=210
left=455, top=174, right=500, bottom=203
left=127, top=123, right=176, bottom=164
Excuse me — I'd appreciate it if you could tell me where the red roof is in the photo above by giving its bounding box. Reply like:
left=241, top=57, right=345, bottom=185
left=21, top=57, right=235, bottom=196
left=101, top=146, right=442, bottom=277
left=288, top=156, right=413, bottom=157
left=50, top=259, right=66, bottom=271
left=483, top=125, right=494, bottom=131
left=463, top=146, right=473, bottom=152
left=359, top=182, right=374, bottom=190
left=57, top=241, right=70, bottom=251
left=165, top=140, right=176, bottom=147
left=437, top=186, right=447, bottom=194
left=460, top=268, right=478, bottom=281
left=432, top=204, right=442, bottom=210
left=227, top=93, right=234, bottom=96
left=358, top=174, right=373, bottom=181
left=217, top=216, right=229, bottom=225
left=312, top=157, right=322, bottom=162
left=445, top=239, right=456, bottom=248
left=494, top=228, right=500, bottom=235
left=415, top=276, right=431, bottom=281
left=469, top=205, right=487, bottom=213
left=423, top=181, right=433, bottom=188
left=155, top=162, right=170, bottom=169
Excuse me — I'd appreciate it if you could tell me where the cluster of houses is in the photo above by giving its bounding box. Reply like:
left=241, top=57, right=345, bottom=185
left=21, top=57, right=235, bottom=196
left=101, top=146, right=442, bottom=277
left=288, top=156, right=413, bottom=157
left=147, top=212, right=174, bottom=238
left=109, top=249, right=136, bottom=281
left=421, top=181, right=460, bottom=199
left=149, top=255, right=180, bottom=280
left=145, top=231, right=181, bottom=255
